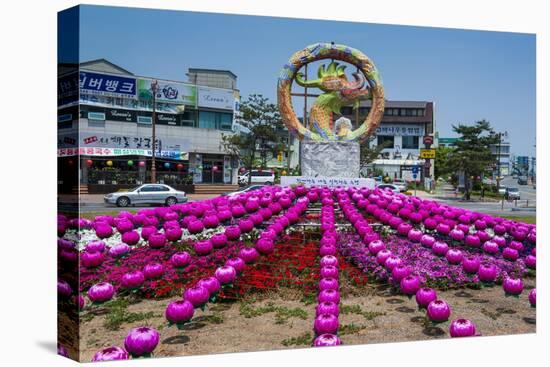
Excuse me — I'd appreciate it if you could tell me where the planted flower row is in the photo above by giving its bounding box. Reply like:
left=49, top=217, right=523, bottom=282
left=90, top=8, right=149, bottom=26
left=313, top=191, right=342, bottom=347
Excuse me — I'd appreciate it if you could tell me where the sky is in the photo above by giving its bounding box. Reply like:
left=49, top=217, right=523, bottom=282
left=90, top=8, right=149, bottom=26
left=75, top=5, right=536, bottom=157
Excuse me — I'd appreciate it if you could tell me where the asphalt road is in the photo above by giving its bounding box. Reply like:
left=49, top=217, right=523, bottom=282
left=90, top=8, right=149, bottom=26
left=500, top=176, right=536, bottom=202
left=60, top=178, right=536, bottom=218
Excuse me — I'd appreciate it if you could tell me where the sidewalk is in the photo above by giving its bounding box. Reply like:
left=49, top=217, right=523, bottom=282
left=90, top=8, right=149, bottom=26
left=61, top=193, right=219, bottom=206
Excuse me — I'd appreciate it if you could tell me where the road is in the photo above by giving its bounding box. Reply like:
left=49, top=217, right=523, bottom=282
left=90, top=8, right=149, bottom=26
left=59, top=178, right=536, bottom=219
left=500, top=176, right=536, bottom=202
left=415, top=178, right=536, bottom=218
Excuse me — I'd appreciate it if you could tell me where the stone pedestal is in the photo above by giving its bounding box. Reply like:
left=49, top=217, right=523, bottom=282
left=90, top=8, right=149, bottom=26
left=300, top=141, right=360, bottom=178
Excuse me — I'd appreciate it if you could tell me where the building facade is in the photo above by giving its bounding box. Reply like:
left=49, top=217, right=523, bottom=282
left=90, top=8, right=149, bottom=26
left=58, top=59, right=241, bottom=193
left=489, top=134, right=511, bottom=177
left=339, top=100, right=435, bottom=182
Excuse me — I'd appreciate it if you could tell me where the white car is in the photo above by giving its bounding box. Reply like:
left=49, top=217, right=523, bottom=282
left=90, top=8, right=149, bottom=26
left=238, top=170, right=275, bottom=186
left=222, top=185, right=267, bottom=197
left=392, top=179, right=407, bottom=192
left=104, top=184, right=187, bottom=207
left=376, top=184, right=401, bottom=194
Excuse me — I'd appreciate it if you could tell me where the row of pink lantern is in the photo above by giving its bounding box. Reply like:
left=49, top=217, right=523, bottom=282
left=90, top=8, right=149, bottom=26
left=313, top=195, right=342, bottom=347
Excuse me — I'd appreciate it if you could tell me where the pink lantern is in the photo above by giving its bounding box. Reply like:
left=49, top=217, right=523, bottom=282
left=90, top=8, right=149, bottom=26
left=138, top=161, right=146, bottom=167
left=212, top=165, right=219, bottom=172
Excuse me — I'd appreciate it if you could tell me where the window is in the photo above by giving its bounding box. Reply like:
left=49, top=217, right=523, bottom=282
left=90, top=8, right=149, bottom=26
left=140, top=185, right=156, bottom=192
left=199, top=111, right=233, bottom=130
left=199, top=111, right=217, bottom=129
left=88, top=112, right=105, bottom=121
left=157, top=185, right=170, bottom=192
left=219, top=113, right=233, bottom=130
left=417, top=109, right=425, bottom=116
left=402, top=136, right=419, bottom=149
left=377, top=135, right=394, bottom=148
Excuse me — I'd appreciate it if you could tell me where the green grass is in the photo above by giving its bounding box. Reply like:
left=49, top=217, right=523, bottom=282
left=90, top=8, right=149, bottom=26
left=339, top=323, right=367, bottom=335
left=498, top=215, right=536, bottom=224
left=239, top=301, right=307, bottom=324
left=281, top=332, right=312, bottom=346
left=340, top=304, right=386, bottom=321
left=101, top=299, right=156, bottom=331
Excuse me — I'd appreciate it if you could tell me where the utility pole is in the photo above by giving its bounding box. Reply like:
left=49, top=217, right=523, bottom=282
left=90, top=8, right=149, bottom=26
left=496, top=132, right=502, bottom=191
left=150, top=80, right=158, bottom=183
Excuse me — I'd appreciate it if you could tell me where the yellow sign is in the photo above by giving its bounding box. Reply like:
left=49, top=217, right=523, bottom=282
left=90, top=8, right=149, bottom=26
left=420, top=149, right=436, bottom=159
left=277, top=151, right=283, bottom=162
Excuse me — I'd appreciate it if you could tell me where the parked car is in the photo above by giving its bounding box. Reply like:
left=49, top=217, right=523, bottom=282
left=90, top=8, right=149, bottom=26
left=392, top=178, right=407, bottom=192
left=498, top=186, right=507, bottom=195
left=221, top=185, right=267, bottom=197
left=104, top=184, right=187, bottom=207
left=518, top=176, right=528, bottom=185
left=238, top=170, right=275, bottom=186
left=376, top=183, right=401, bottom=194
left=504, top=187, right=521, bottom=200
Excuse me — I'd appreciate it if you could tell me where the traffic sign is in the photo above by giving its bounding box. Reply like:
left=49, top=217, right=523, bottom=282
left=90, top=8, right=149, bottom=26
left=420, top=148, right=436, bottom=159
left=423, top=135, right=434, bottom=146
left=412, top=165, right=419, bottom=174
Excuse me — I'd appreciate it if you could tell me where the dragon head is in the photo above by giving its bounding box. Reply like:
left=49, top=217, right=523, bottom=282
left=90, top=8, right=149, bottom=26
left=295, top=61, right=365, bottom=93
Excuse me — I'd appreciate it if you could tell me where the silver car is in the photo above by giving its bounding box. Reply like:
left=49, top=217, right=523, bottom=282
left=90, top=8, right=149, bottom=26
left=104, top=184, right=188, bottom=207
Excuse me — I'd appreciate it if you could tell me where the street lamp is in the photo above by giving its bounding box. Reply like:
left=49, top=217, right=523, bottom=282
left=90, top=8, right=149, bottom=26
left=150, top=80, right=158, bottom=183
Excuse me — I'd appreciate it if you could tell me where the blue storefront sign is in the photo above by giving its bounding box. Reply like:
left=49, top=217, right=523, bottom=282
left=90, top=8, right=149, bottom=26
left=79, top=71, right=137, bottom=98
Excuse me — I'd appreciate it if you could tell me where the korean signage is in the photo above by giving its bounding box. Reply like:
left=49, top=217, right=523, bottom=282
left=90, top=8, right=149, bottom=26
left=79, top=133, right=191, bottom=153
left=58, top=72, right=79, bottom=106
left=376, top=124, right=424, bottom=136
left=420, top=148, right=436, bottom=159
left=79, top=71, right=137, bottom=98
left=280, top=176, right=376, bottom=189
left=198, top=87, right=234, bottom=110
left=58, top=147, right=189, bottom=160
left=137, top=79, right=197, bottom=106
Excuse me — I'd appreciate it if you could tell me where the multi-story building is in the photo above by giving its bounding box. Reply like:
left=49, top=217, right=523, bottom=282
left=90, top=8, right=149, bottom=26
left=339, top=100, right=435, bottom=182
left=490, top=133, right=511, bottom=177
left=58, top=59, right=241, bottom=193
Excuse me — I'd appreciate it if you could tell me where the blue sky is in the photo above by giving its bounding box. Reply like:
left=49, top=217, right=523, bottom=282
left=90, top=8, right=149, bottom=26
left=76, top=5, right=536, bottom=157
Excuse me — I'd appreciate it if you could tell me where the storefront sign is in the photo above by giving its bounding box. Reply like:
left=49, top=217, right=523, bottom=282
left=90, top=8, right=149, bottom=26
left=376, top=124, right=424, bottom=136
left=80, top=71, right=137, bottom=98
left=58, top=147, right=189, bottom=160
left=58, top=72, right=79, bottom=106
left=137, top=79, right=197, bottom=105
left=422, top=135, right=434, bottom=146
left=280, top=176, right=375, bottom=189
left=79, top=133, right=190, bottom=152
left=419, top=148, right=436, bottom=159
left=198, top=87, right=234, bottom=110
left=106, top=108, right=136, bottom=122
left=156, top=113, right=179, bottom=126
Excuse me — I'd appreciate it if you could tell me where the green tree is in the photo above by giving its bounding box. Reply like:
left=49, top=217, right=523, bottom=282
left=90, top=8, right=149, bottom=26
left=448, top=120, right=499, bottom=200
left=359, top=136, right=391, bottom=175
left=221, top=94, right=284, bottom=185
left=434, top=146, right=454, bottom=180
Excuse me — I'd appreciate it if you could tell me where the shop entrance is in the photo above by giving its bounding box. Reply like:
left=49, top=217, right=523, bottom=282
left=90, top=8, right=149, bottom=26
left=202, top=158, right=224, bottom=184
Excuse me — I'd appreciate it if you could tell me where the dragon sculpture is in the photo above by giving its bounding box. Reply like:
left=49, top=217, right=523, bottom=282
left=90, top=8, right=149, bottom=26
left=277, top=43, right=385, bottom=142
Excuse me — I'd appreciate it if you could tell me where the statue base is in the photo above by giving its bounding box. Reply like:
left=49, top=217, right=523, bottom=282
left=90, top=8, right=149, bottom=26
left=300, top=141, right=360, bottom=178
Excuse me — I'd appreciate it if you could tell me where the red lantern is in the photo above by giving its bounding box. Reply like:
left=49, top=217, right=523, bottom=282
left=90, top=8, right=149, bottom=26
left=86, top=159, right=93, bottom=167
left=138, top=161, right=146, bottom=167
left=176, top=163, right=184, bottom=170
left=212, top=165, right=219, bottom=172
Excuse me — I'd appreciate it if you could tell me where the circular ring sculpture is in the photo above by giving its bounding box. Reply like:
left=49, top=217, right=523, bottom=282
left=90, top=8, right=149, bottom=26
left=277, top=42, right=385, bottom=142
